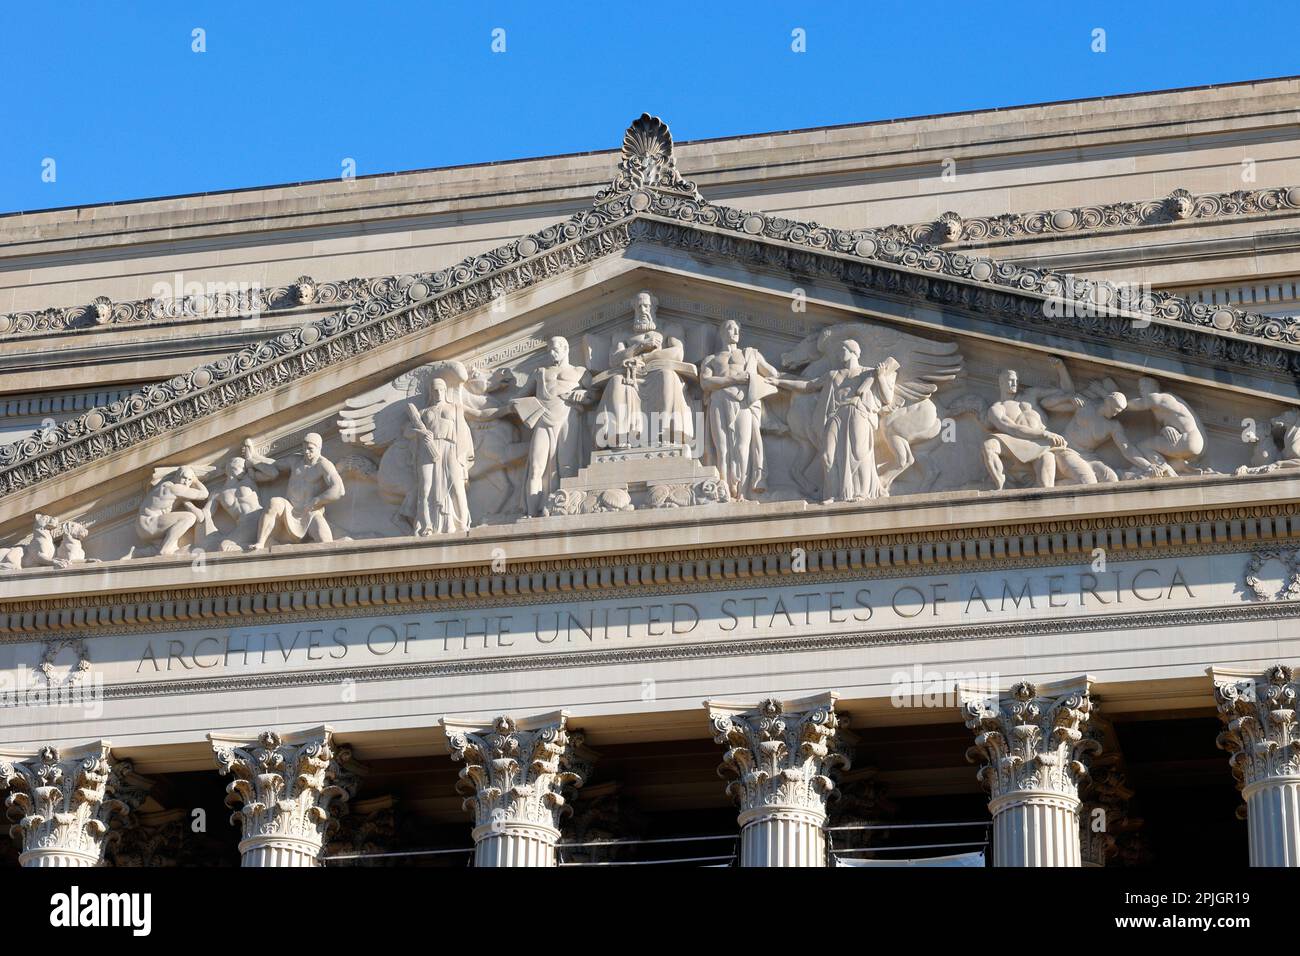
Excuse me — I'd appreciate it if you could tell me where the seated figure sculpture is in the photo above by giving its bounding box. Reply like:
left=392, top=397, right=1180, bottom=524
left=250, top=433, right=345, bottom=550
left=981, top=367, right=1096, bottom=489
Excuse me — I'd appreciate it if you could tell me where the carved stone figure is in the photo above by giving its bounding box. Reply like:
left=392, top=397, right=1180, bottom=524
left=1125, top=376, right=1209, bottom=475
left=592, top=291, right=695, bottom=450
left=779, top=324, right=961, bottom=498
left=250, top=434, right=344, bottom=549
left=405, top=378, right=473, bottom=535
left=783, top=340, right=897, bottom=504
left=981, top=368, right=1096, bottom=489
left=0, top=512, right=60, bottom=571
left=1239, top=408, right=1300, bottom=475
left=699, top=319, right=783, bottom=500
left=1045, top=359, right=1173, bottom=480
left=489, top=337, right=594, bottom=517
left=198, top=439, right=279, bottom=550
left=135, top=466, right=209, bottom=556
left=54, top=521, right=96, bottom=567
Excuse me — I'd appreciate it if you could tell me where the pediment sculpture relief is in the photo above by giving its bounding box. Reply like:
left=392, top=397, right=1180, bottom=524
left=6, top=286, right=1300, bottom=569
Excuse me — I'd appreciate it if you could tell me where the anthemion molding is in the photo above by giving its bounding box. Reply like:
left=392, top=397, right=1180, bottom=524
left=2, top=185, right=1297, bottom=342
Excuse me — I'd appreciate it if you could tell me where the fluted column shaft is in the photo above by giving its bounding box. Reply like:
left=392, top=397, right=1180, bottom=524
left=1212, top=665, right=1300, bottom=867
left=20, top=848, right=101, bottom=867
left=959, top=677, right=1097, bottom=868
left=990, top=791, right=1081, bottom=867
left=442, top=711, right=592, bottom=868
left=707, top=693, right=849, bottom=868
left=738, top=806, right=826, bottom=867
left=1243, top=777, right=1300, bottom=866
left=472, top=822, right=561, bottom=867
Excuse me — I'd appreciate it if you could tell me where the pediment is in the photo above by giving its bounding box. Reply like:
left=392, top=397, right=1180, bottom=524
left=3, top=114, right=1300, bottom=584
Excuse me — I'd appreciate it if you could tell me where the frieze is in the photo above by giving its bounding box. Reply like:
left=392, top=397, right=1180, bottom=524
left=0, top=114, right=1296, bottom=502
left=4, top=578, right=1300, bottom=708
left=0, top=499, right=1296, bottom=635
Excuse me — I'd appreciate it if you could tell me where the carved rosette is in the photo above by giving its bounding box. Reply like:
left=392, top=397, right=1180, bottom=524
left=707, top=693, right=849, bottom=865
left=441, top=711, right=592, bottom=866
left=209, top=726, right=361, bottom=867
left=0, top=742, right=149, bottom=867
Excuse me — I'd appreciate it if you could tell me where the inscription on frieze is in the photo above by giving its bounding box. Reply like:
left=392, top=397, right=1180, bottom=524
left=84, top=557, right=1204, bottom=680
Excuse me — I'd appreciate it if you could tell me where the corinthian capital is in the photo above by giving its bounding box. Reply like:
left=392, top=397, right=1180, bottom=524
left=209, top=726, right=361, bottom=858
left=0, top=741, right=151, bottom=866
left=706, top=693, right=851, bottom=818
left=441, top=711, right=592, bottom=833
left=959, top=677, right=1097, bottom=801
left=1210, top=664, right=1300, bottom=793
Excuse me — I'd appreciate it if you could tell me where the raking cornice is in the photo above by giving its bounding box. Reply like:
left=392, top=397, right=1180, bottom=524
left=1, top=114, right=1297, bottom=501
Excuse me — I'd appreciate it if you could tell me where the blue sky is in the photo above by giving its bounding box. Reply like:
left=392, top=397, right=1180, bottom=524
left=0, top=0, right=1295, bottom=214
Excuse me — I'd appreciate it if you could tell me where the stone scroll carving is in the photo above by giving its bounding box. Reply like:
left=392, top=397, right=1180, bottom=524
left=441, top=712, right=594, bottom=866
left=210, top=726, right=362, bottom=867
left=0, top=742, right=152, bottom=867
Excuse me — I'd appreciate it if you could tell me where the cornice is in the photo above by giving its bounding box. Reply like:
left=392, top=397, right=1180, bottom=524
left=4, top=186, right=1296, bottom=345
left=2, top=117, right=1298, bottom=502
left=875, top=185, right=1300, bottom=248
left=0, top=494, right=1293, bottom=636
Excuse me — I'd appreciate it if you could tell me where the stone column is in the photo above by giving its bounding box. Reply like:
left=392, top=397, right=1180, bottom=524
left=1210, top=664, right=1300, bottom=867
left=959, top=677, right=1097, bottom=867
left=706, top=693, right=850, bottom=867
left=1080, top=766, right=1137, bottom=867
left=441, top=711, right=593, bottom=867
left=209, top=725, right=361, bottom=867
left=0, top=741, right=150, bottom=867
left=1076, top=716, right=1143, bottom=868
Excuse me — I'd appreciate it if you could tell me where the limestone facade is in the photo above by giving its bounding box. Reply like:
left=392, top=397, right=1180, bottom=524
left=3, top=80, right=1300, bottom=866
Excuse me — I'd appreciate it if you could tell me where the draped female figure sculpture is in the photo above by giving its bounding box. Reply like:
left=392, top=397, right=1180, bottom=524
left=405, top=377, right=474, bottom=534
left=783, top=340, right=898, bottom=503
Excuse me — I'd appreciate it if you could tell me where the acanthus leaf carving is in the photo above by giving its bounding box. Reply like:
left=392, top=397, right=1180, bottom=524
left=441, top=712, right=592, bottom=835
left=1212, top=663, right=1300, bottom=795
left=960, top=679, right=1098, bottom=800
left=209, top=727, right=362, bottom=859
left=0, top=742, right=150, bottom=865
left=707, top=694, right=851, bottom=819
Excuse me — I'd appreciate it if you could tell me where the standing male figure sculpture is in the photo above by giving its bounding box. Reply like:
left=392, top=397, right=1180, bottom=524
left=404, top=377, right=473, bottom=535
left=783, top=340, right=897, bottom=503
left=251, top=433, right=345, bottom=549
left=136, top=466, right=210, bottom=556
left=982, top=367, right=1095, bottom=489
left=699, top=318, right=783, bottom=500
left=593, top=291, right=695, bottom=451
left=491, top=336, right=594, bottom=517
